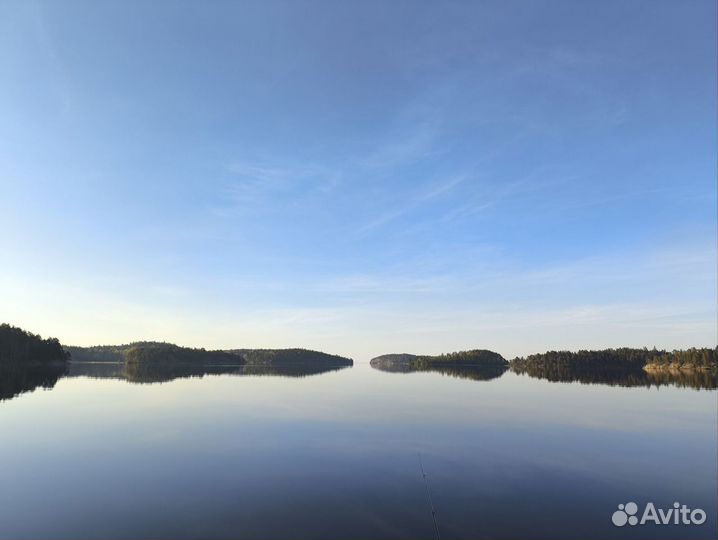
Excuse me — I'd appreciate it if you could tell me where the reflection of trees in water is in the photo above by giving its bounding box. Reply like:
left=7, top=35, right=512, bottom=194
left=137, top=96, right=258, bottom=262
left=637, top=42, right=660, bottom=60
left=372, top=363, right=508, bottom=382
left=371, top=361, right=716, bottom=389
left=238, top=363, right=350, bottom=378
left=65, top=361, right=351, bottom=384
left=122, top=362, right=246, bottom=383
left=423, top=365, right=507, bottom=381
left=643, top=369, right=717, bottom=390
left=0, top=363, right=68, bottom=401
left=509, top=348, right=717, bottom=389
left=510, top=365, right=717, bottom=390
left=67, top=362, right=125, bottom=379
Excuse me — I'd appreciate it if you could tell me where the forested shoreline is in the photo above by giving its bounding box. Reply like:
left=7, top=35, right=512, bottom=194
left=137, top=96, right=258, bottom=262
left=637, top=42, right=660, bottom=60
left=230, top=348, right=354, bottom=366
left=3, top=324, right=714, bottom=374
left=511, top=347, right=717, bottom=373
left=1, top=323, right=716, bottom=399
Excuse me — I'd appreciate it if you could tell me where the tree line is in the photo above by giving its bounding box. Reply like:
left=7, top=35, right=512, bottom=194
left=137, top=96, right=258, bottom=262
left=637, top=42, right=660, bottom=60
left=0, top=324, right=70, bottom=366
left=413, top=349, right=508, bottom=368
left=66, top=342, right=179, bottom=362
left=511, top=347, right=717, bottom=371
left=67, top=344, right=354, bottom=367
left=229, top=348, right=353, bottom=366
left=125, top=344, right=243, bottom=366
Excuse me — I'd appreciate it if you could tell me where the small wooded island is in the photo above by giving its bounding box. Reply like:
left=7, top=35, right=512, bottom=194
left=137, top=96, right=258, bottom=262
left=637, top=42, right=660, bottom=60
left=370, top=350, right=510, bottom=381
left=370, top=349, right=508, bottom=370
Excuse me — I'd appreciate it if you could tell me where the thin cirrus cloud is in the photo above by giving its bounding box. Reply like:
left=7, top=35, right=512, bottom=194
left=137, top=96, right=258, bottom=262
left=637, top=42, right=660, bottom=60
left=356, top=175, right=468, bottom=235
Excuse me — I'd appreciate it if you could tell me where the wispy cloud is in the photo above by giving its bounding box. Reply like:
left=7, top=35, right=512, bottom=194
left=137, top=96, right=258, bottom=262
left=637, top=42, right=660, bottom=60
left=420, top=175, right=466, bottom=200
left=360, top=122, right=442, bottom=169
left=356, top=174, right=467, bottom=234
left=224, top=162, right=288, bottom=204
left=209, top=159, right=341, bottom=217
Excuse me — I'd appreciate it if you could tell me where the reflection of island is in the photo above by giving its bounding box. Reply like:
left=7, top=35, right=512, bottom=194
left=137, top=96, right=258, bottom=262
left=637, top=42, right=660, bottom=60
left=370, top=350, right=509, bottom=381
left=0, top=324, right=70, bottom=401
left=510, top=348, right=717, bottom=390
left=236, top=363, right=351, bottom=378
left=67, top=361, right=350, bottom=383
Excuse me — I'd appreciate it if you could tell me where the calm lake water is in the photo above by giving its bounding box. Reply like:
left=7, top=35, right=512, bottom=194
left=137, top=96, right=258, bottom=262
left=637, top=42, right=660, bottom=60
left=0, top=363, right=715, bottom=540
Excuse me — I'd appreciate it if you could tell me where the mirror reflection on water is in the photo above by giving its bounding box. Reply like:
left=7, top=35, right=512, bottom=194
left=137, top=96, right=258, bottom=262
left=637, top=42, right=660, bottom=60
left=0, top=360, right=715, bottom=540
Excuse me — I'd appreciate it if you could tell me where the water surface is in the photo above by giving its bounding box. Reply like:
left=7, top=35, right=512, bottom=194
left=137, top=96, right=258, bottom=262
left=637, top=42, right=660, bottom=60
left=0, top=363, right=715, bottom=539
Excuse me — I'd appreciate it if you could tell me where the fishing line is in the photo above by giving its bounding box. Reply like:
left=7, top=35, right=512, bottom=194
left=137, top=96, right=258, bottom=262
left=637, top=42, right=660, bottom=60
left=418, top=452, right=441, bottom=540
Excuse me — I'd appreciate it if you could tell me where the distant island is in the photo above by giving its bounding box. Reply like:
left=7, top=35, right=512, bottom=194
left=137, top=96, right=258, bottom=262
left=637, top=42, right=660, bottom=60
left=371, top=349, right=508, bottom=370
left=66, top=342, right=353, bottom=367
left=228, top=348, right=355, bottom=367
left=370, top=350, right=509, bottom=381
left=67, top=343, right=353, bottom=369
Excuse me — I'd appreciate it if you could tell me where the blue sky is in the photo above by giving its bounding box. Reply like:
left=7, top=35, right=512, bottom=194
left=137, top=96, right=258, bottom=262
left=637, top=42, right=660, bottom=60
left=1, top=1, right=715, bottom=360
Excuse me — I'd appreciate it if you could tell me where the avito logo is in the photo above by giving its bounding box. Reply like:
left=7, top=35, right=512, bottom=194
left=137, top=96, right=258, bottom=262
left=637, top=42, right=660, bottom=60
left=612, top=502, right=707, bottom=527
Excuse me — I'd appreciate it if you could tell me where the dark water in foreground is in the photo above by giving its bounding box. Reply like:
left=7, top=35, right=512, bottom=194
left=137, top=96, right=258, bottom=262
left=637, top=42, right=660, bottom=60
left=0, top=363, right=715, bottom=540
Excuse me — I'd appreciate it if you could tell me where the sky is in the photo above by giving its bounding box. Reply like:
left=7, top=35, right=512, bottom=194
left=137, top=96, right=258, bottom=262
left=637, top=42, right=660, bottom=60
left=0, top=0, right=716, bottom=361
